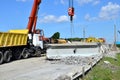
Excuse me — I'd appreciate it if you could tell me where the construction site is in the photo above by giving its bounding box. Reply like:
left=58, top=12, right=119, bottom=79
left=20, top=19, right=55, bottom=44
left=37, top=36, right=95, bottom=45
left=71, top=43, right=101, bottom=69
left=0, top=0, right=120, bottom=80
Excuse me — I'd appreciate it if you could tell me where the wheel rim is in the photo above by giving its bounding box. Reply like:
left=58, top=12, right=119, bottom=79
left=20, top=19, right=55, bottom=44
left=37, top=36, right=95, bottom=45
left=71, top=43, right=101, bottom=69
left=22, top=48, right=29, bottom=59
left=35, top=49, right=41, bottom=57
left=13, top=49, right=22, bottom=60
left=4, top=51, right=12, bottom=63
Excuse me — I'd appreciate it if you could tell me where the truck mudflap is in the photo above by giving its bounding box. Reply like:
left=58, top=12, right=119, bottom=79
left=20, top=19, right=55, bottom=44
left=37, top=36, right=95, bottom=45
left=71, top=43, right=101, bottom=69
left=46, top=42, right=101, bottom=59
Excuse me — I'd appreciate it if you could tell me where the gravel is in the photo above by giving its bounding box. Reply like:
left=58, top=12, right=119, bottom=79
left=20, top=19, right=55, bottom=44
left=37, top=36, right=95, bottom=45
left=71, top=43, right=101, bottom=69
left=55, top=75, right=71, bottom=80
left=100, top=44, right=120, bottom=58
left=50, top=54, right=102, bottom=66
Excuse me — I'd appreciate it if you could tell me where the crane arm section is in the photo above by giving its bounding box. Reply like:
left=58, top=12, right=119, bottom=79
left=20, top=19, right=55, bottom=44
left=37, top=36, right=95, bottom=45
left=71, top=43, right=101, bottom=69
left=27, top=0, right=41, bottom=33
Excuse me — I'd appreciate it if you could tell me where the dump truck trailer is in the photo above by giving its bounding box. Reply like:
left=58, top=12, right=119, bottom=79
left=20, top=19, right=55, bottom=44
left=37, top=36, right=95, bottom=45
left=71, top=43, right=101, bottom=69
left=0, top=30, right=27, bottom=64
left=0, top=29, right=46, bottom=64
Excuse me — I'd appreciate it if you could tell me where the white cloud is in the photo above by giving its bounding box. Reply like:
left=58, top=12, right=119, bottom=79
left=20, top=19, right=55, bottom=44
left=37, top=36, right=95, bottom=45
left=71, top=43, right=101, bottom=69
left=60, top=0, right=65, bottom=5
left=39, top=15, right=69, bottom=23
left=84, top=2, right=120, bottom=21
left=54, top=0, right=66, bottom=5
left=16, top=0, right=27, bottom=2
left=85, top=14, right=90, bottom=21
left=84, top=14, right=98, bottom=21
left=57, top=15, right=69, bottom=22
left=76, top=0, right=100, bottom=6
left=93, top=0, right=100, bottom=5
left=99, top=2, right=120, bottom=20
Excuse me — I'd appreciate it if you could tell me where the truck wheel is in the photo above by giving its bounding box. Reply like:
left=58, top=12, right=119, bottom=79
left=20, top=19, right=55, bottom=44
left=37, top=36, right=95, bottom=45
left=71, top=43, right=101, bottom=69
left=35, top=49, right=41, bottom=57
left=0, top=52, right=3, bottom=64
left=3, top=50, right=12, bottom=63
left=22, top=48, right=29, bottom=59
left=13, top=49, right=22, bottom=60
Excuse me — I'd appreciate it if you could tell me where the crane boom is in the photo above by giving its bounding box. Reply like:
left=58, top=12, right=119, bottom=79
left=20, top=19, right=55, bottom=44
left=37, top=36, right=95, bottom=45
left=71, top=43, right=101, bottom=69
left=27, top=0, right=41, bottom=33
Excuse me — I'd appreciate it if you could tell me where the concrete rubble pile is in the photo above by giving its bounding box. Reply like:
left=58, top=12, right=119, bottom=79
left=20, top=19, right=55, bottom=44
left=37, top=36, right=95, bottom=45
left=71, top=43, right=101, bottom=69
left=53, top=54, right=102, bottom=80
left=52, top=54, right=102, bottom=65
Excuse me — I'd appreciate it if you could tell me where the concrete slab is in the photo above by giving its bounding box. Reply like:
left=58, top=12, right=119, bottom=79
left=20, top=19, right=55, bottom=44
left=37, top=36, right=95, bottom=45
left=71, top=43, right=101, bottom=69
left=46, top=42, right=100, bottom=59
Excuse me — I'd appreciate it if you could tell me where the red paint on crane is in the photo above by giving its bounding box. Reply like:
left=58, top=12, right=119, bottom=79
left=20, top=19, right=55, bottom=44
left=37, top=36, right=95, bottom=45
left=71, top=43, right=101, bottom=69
left=27, top=0, right=41, bottom=33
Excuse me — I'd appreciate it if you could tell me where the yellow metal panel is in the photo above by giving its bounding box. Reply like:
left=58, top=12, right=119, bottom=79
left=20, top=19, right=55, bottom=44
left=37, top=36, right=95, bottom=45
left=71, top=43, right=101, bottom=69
left=9, top=29, right=28, bottom=34
left=1, top=33, right=7, bottom=47
left=0, top=33, right=2, bottom=46
left=4, top=33, right=9, bottom=46
left=9, top=34, right=13, bottom=46
left=0, top=31, right=28, bottom=47
left=0, top=33, right=4, bottom=46
left=17, top=34, right=20, bottom=45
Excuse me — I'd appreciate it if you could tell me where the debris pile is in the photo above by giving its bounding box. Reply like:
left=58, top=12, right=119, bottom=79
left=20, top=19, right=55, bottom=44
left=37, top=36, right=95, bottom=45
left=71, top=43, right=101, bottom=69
left=51, top=54, right=102, bottom=65
left=59, top=56, right=90, bottom=65
left=55, top=75, right=71, bottom=80
left=104, top=50, right=120, bottom=58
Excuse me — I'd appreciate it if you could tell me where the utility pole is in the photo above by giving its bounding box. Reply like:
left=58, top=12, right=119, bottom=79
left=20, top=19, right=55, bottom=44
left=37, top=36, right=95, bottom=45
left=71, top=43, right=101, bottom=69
left=114, top=24, right=116, bottom=44
left=113, top=24, right=117, bottom=50
left=83, top=27, right=85, bottom=42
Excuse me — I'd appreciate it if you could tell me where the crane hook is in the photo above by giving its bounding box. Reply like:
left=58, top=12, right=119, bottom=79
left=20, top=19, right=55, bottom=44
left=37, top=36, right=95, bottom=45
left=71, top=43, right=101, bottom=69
left=68, top=0, right=74, bottom=22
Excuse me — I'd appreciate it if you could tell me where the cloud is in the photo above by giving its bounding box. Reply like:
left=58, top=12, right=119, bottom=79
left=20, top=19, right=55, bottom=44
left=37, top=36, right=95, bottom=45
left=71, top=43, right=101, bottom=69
left=99, top=2, right=120, bottom=20
left=57, top=15, right=69, bottom=22
left=60, top=0, right=65, bottom=5
left=85, top=2, right=120, bottom=21
left=76, top=0, right=100, bottom=6
left=93, top=0, right=100, bottom=5
left=39, top=15, right=69, bottom=23
left=16, top=0, right=27, bottom=2
left=84, top=14, right=98, bottom=21
left=54, top=0, right=66, bottom=5
left=84, top=14, right=90, bottom=21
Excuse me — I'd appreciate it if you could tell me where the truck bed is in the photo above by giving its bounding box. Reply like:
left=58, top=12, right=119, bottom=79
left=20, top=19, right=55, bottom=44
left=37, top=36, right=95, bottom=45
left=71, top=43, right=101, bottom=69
left=0, top=29, right=28, bottom=47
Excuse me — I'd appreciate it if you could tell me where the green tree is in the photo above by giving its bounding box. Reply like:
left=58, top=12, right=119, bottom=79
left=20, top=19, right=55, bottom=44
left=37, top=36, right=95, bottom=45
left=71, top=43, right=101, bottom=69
left=51, top=32, right=60, bottom=39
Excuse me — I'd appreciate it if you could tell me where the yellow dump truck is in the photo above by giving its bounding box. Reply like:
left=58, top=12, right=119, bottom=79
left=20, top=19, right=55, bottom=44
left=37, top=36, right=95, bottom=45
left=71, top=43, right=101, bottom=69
left=0, top=29, right=46, bottom=64
left=0, top=30, right=27, bottom=64
left=0, top=0, right=47, bottom=64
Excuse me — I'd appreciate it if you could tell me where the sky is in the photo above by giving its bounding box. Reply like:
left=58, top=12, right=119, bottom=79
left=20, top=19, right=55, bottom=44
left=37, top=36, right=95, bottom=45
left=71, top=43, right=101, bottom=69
left=0, top=0, right=120, bottom=43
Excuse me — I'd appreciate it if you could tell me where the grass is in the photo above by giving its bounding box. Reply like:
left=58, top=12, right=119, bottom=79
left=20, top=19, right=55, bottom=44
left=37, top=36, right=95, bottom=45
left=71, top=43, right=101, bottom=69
left=84, top=53, right=120, bottom=80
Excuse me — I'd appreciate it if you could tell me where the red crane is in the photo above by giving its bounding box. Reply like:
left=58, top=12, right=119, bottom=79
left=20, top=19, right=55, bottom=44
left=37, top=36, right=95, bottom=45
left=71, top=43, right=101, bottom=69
left=26, top=0, right=74, bottom=42
left=27, top=0, right=41, bottom=33
left=27, top=0, right=74, bottom=33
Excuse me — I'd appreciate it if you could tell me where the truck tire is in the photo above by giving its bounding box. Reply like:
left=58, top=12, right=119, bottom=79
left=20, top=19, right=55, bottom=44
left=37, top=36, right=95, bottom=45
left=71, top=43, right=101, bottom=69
left=0, top=52, right=3, bottom=64
left=13, top=48, right=22, bottom=60
left=22, top=48, right=29, bottom=59
left=3, top=50, right=12, bottom=63
left=35, top=49, right=41, bottom=57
